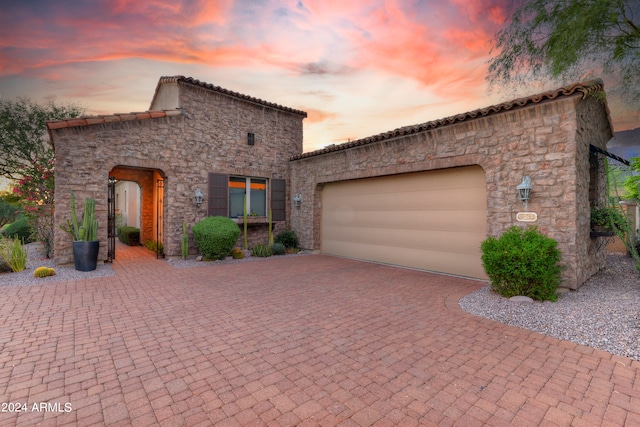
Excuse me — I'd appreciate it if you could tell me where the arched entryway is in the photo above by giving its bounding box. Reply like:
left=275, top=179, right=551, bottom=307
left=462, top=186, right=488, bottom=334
left=108, top=166, right=166, bottom=261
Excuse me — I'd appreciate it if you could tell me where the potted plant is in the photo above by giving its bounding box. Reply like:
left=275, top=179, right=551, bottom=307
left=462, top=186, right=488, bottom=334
left=590, top=205, right=626, bottom=236
left=61, top=192, right=99, bottom=271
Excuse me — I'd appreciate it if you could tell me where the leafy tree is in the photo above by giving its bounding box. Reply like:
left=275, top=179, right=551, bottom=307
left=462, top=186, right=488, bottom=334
left=0, top=98, right=84, bottom=257
left=487, top=0, right=640, bottom=100
left=0, top=97, right=83, bottom=180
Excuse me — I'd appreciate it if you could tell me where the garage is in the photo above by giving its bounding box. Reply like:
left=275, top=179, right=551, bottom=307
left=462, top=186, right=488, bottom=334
left=320, top=165, right=488, bottom=279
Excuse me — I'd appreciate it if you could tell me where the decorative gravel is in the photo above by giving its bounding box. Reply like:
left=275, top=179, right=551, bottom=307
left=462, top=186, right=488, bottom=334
left=0, top=242, right=115, bottom=286
left=0, top=243, right=310, bottom=285
left=460, top=253, right=640, bottom=361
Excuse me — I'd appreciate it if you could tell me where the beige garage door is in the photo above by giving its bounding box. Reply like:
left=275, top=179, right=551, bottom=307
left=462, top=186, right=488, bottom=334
left=321, top=166, right=487, bottom=279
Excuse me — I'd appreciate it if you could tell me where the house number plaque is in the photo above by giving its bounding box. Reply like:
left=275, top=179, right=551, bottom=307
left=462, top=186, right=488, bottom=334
left=516, top=212, right=538, bottom=222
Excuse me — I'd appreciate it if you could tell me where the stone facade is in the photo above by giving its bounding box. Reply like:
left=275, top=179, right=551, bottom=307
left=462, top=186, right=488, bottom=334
left=289, top=85, right=613, bottom=289
left=49, top=77, right=613, bottom=289
left=50, top=76, right=305, bottom=264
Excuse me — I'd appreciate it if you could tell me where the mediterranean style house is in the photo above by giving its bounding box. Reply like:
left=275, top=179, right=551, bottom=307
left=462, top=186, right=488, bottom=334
left=48, top=76, right=613, bottom=289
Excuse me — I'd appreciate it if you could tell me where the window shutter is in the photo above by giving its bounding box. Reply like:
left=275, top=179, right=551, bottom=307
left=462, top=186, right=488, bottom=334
left=208, top=173, right=228, bottom=216
left=271, top=179, right=286, bottom=221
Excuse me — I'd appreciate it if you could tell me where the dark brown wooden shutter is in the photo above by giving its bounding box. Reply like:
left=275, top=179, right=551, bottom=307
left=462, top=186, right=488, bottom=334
left=271, top=179, right=286, bottom=221
left=208, top=173, right=228, bottom=216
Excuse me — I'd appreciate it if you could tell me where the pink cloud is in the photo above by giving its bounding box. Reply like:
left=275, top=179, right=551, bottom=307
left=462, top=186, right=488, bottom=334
left=448, top=0, right=511, bottom=24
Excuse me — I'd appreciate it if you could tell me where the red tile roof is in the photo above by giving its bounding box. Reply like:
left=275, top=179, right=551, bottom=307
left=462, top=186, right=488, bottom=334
left=156, top=75, right=308, bottom=117
left=46, top=109, right=182, bottom=130
left=290, top=79, right=612, bottom=161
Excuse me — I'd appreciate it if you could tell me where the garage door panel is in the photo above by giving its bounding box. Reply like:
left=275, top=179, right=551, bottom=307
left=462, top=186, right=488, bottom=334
left=324, top=226, right=485, bottom=254
left=331, top=209, right=486, bottom=231
left=327, top=187, right=485, bottom=211
left=321, top=166, right=487, bottom=279
left=322, top=241, right=485, bottom=279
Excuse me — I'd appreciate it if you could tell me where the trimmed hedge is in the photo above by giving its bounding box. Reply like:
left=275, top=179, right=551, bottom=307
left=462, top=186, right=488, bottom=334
left=481, top=226, right=563, bottom=301
left=117, top=226, right=140, bottom=246
left=192, top=216, right=240, bottom=260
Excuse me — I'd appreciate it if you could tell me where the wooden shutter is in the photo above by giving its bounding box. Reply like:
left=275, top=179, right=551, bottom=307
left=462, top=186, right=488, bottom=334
left=271, top=179, right=286, bottom=221
left=208, top=173, right=228, bottom=216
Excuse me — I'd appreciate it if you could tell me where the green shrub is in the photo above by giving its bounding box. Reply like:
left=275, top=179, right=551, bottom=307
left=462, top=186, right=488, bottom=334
left=0, top=236, right=28, bottom=272
left=275, top=228, right=299, bottom=248
left=0, top=197, right=18, bottom=228
left=117, top=226, right=140, bottom=246
left=480, top=226, right=563, bottom=301
left=252, top=243, right=272, bottom=257
left=270, top=242, right=286, bottom=255
left=2, top=217, right=33, bottom=243
left=144, top=239, right=163, bottom=254
left=192, top=216, right=240, bottom=260
left=590, top=205, right=627, bottom=231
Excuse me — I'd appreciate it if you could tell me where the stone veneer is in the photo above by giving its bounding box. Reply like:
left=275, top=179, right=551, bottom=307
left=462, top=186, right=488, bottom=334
left=50, top=76, right=612, bottom=289
left=290, top=92, right=612, bottom=289
left=50, top=77, right=305, bottom=264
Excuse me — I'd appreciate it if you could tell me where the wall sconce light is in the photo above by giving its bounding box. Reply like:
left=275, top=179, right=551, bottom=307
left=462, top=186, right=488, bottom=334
left=293, top=194, right=302, bottom=207
left=194, top=188, right=204, bottom=208
left=516, top=176, right=532, bottom=210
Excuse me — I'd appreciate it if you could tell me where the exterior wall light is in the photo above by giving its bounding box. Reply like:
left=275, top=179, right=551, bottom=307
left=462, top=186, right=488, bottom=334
left=517, top=176, right=532, bottom=210
left=293, top=194, right=302, bottom=207
left=194, top=188, right=204, bottom=208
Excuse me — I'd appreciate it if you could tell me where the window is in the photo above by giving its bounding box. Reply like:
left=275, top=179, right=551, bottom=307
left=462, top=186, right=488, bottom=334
left=208, top=173, right=285, bottom=220
left=229, top=176, right=267, bottom=217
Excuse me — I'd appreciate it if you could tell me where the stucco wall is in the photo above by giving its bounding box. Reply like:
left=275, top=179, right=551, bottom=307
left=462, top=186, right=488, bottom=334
left=52, top=82, right=304, bottom=264
left=290, top=95, right=612, bottom=289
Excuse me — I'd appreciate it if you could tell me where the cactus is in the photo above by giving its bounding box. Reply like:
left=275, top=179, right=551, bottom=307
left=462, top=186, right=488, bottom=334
left=33, top=266, right=56, bottom=278
left=243, top=195, right=248, bottom=249
left=230, top=247, right=244, bottom=259
left=268, top=209, right=274, bottom=245
left=61, top=192, right=98, bottom=241
left=181, top=222, right=189, bottom=259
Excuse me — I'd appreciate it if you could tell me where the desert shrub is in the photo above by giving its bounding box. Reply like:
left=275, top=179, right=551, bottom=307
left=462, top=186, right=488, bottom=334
left=481, top=226, right=562, bottom=301
left=252, top=243, right=272, bottom=257
left=2, top=217, right=33, bottom=243
left=230, top=247, right=244, bottom=259
left=270, top=242, right=286, bottom=255
left=117, top=226, right=140, bottom=246
left=144, top=239, right=164, bottom=254
left=275, top=228, right=299, bottom=248
left=192, top=216, right=240, bottom=260
left=0, top=236, right=28, bottom=272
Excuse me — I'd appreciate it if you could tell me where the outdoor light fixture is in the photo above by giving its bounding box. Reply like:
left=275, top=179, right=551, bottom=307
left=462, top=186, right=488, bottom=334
left=194, top=188, right=204, bottom=208
left=517, top=176, right=532, bottom=210
left=293, top=194, right=302, bottom=207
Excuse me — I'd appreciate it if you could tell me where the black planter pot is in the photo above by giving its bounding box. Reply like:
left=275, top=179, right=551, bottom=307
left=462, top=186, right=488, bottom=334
left=73, top=241, right=99, bottom=272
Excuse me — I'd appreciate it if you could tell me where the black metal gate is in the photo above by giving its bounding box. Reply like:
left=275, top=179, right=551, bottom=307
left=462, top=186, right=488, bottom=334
left=107, top=176, right=116, bottom=262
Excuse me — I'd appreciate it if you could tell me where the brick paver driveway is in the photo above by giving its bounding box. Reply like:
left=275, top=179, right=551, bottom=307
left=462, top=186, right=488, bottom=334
left=1, top=248, right=639, bottom=426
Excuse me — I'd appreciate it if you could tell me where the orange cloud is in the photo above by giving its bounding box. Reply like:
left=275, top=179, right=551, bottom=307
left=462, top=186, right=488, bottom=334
left=305, top=108, right=338, bottom=124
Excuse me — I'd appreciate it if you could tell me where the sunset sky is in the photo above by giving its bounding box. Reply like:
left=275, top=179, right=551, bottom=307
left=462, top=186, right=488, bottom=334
left=1, top=0, right=638, bottom=154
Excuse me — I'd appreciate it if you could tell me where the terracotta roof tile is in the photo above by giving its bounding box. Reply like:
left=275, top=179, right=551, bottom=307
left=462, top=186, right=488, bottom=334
left=159, top=75, right=308, bottom=117
left=290, top=79, right=611, bottom=161
left=46, top=110, right=182, bottom=131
